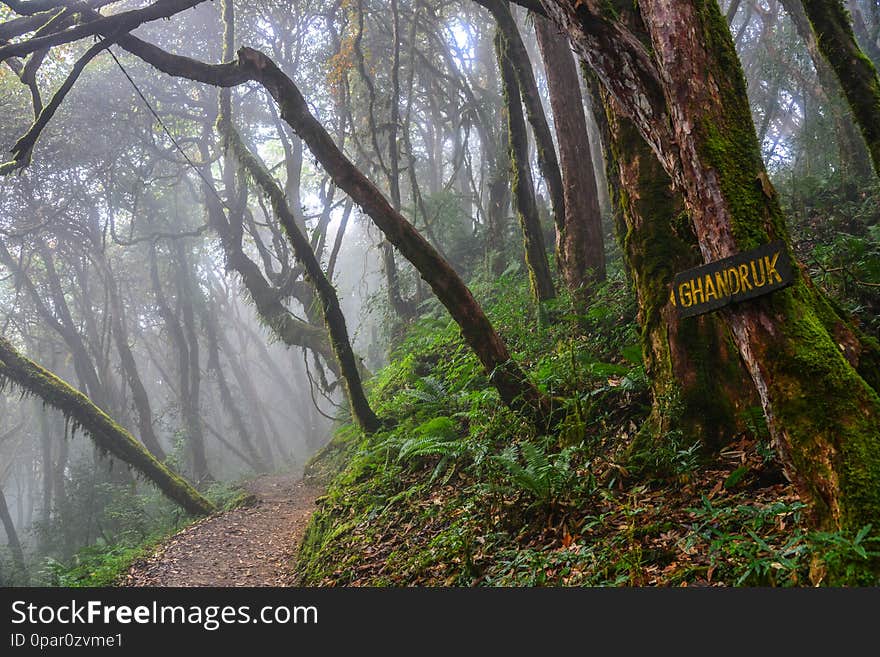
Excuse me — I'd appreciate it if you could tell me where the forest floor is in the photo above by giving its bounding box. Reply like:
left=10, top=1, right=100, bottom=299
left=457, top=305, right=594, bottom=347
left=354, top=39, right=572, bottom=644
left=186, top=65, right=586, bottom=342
left=121, top=474, right=321, bottom=586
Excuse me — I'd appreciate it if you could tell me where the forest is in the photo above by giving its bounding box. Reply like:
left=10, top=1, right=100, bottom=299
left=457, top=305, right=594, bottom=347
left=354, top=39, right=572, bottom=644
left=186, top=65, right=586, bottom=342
left=0, top=0, right=878, bottom=588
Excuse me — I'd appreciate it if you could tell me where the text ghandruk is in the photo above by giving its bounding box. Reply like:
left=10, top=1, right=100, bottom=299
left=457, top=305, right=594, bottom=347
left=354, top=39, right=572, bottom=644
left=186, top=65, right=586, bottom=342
left=671, top=241, right=794, bottom=318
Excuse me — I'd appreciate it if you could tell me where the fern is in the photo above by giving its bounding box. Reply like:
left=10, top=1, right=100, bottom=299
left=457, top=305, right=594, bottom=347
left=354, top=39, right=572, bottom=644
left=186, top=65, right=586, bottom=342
left=396, top=416, right=466, bottom=482
left=494, top=441, right=574, bottom=506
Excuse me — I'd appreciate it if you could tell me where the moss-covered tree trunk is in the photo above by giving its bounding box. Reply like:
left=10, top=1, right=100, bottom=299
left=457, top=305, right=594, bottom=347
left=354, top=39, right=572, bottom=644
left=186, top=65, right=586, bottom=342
left=534, top=15, right=606, bottom=304
left=216, top=0, right=380, bottom=434
left=605, top=105, right=758, bottom=448
left=580, top=5, right=757, bottom=448
left=799, top=0, right=880, bottom=176
left=103, top=32, right=557, bottom=427
left=778, top=0, right=873, bottom=180
left=496, top=30, right=556, bottom=304
left=544, top=0, right=880, bottom=549
left=226, top=131, right=383, bottom=435
left=635, top=0, right=880, bottom=539
left=481, top=0, right=566, bottom=242
left=0, top=337, right=214, bottom=517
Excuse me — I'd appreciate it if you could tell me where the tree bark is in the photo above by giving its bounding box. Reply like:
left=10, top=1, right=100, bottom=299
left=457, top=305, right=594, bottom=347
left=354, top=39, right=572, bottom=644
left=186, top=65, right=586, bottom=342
left=604, top=101, right=758, bottom=448
left=534, top=15, right=606, bottom=303
left=496, top=29, right=557, bottom=304
left=543, top=0, right=880, bottom=552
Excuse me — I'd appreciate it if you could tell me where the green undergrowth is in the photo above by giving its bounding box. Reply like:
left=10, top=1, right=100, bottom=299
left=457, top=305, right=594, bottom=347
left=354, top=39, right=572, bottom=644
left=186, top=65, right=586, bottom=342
left=35, top=479, right=250, bottom=587
left=297, top=268, right=880, bottom=586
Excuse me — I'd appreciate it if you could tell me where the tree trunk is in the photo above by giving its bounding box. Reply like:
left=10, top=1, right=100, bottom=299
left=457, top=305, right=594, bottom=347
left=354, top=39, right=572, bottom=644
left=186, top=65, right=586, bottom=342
left=496, top=30, right=557, bottom=304
left=543, top=0, right=880, bottom=555
left=234, top=47, right=556, bottom=427
left=481, top=0, right=566, bottom=242
left=641, top=0, right=880, bottom=541
left=220, top=122, right=383, bottom=435
left=172, top=243, right=211, bottom=482
left=0, top=337, right=214, bottom=516
left=107, top=36, right=557, bottom=427
left=847, top=0, right=880, bottom=67
left=800, top=0, right=880, bottom=176
left=777, top=0, right=873, bottom=180
left=604, top=103, right=758, bottom=449
left=534, top=15, right=606, bottom=304
left=202, top=305, right=270, bottom=472
left=148, top=244, right=211, bottom=482
left=0, top=485, right=28, bottom=584
left=103, top=260, right=166, bottom=461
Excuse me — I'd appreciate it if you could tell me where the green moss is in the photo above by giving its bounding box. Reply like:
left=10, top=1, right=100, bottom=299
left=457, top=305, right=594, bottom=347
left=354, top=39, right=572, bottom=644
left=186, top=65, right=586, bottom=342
left=0, top=338, right=215, bottom=517
left=767, top=287, right=880, bottom=535
left=610, top=112, right=750, bottom=448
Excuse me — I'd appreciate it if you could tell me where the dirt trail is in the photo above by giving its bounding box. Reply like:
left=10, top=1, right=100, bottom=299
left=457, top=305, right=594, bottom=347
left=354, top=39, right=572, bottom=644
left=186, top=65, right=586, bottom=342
left=122, top=474, right=321, bottom=587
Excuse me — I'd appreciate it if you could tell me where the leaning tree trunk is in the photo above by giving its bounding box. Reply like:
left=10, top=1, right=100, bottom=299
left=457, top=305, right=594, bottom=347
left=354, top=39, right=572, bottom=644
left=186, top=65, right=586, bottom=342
left=222, top=125, right=383, bottom=434
left=778, top=0, right=873, bottom=180
left=534, top=14, right=606, bottom=304
left=799, top=0, right=880, bottom=176
left=496, top=29, right=556, bottom=304
left=0, top=337, right=214, bottom=516
left=76, top=31, right=556, bottom=426
left=231, top=48, right=555, bottom=427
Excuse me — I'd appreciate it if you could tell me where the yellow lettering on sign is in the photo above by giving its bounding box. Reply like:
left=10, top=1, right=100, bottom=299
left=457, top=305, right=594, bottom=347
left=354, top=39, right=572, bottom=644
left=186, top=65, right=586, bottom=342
left=715, top=270, right=729, bottom=298
left=739, top=264, right=753, bottom=292
left=679, top=282, right=693, bottom=307
left=751, top=258, right=766, bottom=287
left=765, top=252, right=782, bottom=284
left=691, top=276, right=704, bottom=305
left=704, top=274, right=718, bottom=302
left=727, top=267, right=741, bottom=295
left=670, top=287, right=677, bottom=307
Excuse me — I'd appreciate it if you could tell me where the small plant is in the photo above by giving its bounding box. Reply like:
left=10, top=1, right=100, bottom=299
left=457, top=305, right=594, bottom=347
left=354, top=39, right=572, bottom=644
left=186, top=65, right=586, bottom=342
left=396, top=416, right=467, bottom=482
left=493, top=441, right=577, bottom=509
left=807, top=524, right=880, bottom=586
left=629, top=429, right=702, bottom=480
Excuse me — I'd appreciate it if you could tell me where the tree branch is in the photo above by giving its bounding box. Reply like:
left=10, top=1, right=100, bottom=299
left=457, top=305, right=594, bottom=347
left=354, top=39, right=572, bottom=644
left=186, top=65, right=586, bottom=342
left=0, top=0, right=207, bottom=61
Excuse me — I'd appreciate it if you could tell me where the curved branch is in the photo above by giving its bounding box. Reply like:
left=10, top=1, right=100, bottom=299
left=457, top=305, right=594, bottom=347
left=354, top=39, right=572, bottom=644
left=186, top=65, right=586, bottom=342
left=0, top=0, right=206, bottom=61
left=1, top=38, right=111, bottom=175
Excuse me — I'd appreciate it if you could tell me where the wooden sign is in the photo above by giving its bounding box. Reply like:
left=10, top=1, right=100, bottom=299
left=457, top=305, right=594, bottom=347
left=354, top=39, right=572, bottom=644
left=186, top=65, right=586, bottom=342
left=671, top=241, right=794, bottom=318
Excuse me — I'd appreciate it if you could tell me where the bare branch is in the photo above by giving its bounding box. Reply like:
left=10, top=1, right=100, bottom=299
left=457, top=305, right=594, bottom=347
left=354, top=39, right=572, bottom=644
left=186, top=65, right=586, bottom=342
left=1, top=38, right=112, bottom=175
left=0, top=0, right=207, bottom=61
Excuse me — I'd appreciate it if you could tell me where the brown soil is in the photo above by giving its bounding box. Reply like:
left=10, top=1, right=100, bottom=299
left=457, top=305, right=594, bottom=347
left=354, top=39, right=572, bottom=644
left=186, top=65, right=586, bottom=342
left=121, top=474, right=321, bottom=587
